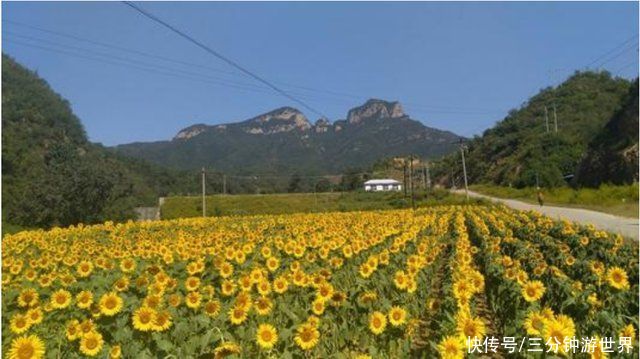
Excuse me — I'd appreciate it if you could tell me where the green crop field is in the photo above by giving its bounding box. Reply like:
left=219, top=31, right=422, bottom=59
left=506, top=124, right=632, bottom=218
left=470, top=184, right=639, bottom=218
left=160, top=189, right=485, bottom=219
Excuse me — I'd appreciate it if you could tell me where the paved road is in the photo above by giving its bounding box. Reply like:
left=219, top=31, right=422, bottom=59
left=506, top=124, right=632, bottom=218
left=456, top=190, right=639, bottom=240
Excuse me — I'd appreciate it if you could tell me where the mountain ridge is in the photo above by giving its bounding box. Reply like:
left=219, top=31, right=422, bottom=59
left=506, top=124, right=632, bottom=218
left=115, top=99, right=461, bottom=173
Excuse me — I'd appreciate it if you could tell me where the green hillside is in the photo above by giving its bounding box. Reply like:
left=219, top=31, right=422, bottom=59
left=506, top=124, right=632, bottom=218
left=432, top=71, right=637, bottom=188
left=114, top=100, right=461, bottom=174
left=1, top=54, right=192, bottom=229
left=575, top=79, right=639, bottom=187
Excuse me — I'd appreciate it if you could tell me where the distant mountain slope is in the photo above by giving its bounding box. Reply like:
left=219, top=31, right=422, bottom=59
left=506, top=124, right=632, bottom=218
left=1, top=54, right=189, bottom=228
left=575, top=79, right=639, bottom=187
left=432, top=71, right=636, bottom=188
left=114, top=99, right=461, bottom=173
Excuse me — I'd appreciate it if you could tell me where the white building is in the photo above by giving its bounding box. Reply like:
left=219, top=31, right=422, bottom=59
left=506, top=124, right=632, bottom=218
left=364, top=179, right=402, bottom=192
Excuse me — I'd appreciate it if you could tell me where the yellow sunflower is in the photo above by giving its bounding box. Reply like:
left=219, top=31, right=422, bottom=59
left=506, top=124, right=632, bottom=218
left=388, top=306, right=407, bottom=327
left=542, top=318, right=575, bottom=354
left=456, top=314, right=486, bottom=340
left=228, top=306, right=248, bottom=325
left=185, top=276, right=201, bottom=291
left=213, top=342, right=241, bottom=359
left=368, top=311, right=387, bottom=335
left=65, top=320, right=81, bottom=341
left=311, top=298, right=325, bottom=315
left=204, top=300, right=222, bottom=317
left=26, top=307, right=43, bottom=325
left=619, top=323, right=636, bottom=340
left=522, top=280, right=546, bottom=302
left=294, top=323, right=320, bottom=350
left=76, top=261, right=94, bottom=278
left=255, top=323, right=278, bottom=350
left=17, top=289, right=39, bottom=308
left=98, top=292, right=123, bottom=316
left=254, top=297, right=273, bottom=316
left=50, top=289, right=72, bottom=309
left=152, top=310, right=173, bottom=331
left=10, top=313, right=31, bottom=334
left=132, top=306, right=156, bottom=332
left=523, top=310, right=547, bottom=336
left=185, top=291, right=202, bottom=309
left=8, top=334, right=45, bottom=359
left=79, top=331, right=104, bottom=356
left=109, top=345, right=122, bottom=359
left=437, top=335, right=464, bottom=359
left=76, top=290, right=94, bottom=309
left=606, top=267, right=630, bottom=290
left=273, top=277, right=289, bottom=294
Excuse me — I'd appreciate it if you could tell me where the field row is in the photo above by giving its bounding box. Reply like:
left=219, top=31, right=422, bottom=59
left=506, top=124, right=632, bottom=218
left=2, top=205, right=638, bottom=358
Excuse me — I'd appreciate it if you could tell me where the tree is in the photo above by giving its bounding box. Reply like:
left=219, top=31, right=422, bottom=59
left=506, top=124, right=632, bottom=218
left=288, top=173, right=302, bottom=193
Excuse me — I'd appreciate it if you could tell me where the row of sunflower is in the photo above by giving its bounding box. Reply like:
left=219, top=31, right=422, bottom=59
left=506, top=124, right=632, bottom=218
left=465, top=206, right=638, bottom=357
left=2, top=206, right=638, bottom=358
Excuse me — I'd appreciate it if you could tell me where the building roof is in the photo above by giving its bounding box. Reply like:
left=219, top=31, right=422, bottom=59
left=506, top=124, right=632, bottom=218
left=364, top=179, right=401, bottom=185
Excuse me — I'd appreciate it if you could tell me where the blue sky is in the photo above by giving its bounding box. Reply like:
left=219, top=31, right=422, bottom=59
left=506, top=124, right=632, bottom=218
left=3, top=2, right=638, bottom=146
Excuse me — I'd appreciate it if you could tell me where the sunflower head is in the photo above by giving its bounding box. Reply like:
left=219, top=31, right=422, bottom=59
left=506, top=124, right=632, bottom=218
left=368, top=311, right=387, bottom=335
left=255, top=323, right=278, bottom=350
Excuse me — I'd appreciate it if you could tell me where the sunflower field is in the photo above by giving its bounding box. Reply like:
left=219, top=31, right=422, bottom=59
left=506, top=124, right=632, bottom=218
left=2, top=205, right=638, bottom=358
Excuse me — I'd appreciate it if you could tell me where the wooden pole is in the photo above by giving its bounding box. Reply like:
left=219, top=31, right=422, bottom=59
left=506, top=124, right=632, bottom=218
left=201, top=167, right=206, bottom=217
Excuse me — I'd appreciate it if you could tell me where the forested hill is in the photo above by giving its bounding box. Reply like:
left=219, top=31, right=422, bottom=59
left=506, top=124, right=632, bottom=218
left=2, top=54, right=192, bottom=229
left=575, top=79, right=639, bottom=187
left=114, top=99, right=461, bottom=173
left=432, top=71, right=638, bottom=188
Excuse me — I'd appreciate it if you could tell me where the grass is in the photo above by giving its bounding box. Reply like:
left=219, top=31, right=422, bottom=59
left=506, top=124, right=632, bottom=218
left=161, top=189, right=488, bottom=219
left=2, top=221, right=31, bottom=237
left=470, top=183, right=639, bottom=218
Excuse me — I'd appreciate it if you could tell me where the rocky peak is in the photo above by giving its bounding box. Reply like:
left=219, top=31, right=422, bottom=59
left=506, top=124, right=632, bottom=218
left=314, top=118, right=331, bottom=133
left=242, top=107, right=311, bottom=134
left=347, top=99, right=405, bottom=124
left=173, top=124, right=210, bottom=140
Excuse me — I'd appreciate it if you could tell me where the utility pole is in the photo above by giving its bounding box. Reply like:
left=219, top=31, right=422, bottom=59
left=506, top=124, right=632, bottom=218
left=422, top=164, right=426, bottom=190
left=453, top=138, right=469, bottom=200
left=553, top=104, right=558, bottom=133
left=426, top=162, right=432, bottom=190
left=222, top=174, right=226, bottom=195
left=409, top=156, right=415, bottom=209
left=544, top=106, right=550, bottom=133
left=403, top=161, right=408, bottom=197
left=201, top=167, right=206, bottom=217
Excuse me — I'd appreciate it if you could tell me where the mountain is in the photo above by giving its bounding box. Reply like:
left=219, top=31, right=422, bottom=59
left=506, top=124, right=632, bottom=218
left=575, top=79, right=639, bottom=187
left=431, top=71, right=637, bottom=188
left=114, top=99, right=461, bottom=174
left=1, top=54, right=192, bottom=229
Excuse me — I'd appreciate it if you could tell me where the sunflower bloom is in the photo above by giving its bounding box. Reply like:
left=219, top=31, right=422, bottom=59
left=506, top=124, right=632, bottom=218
left=132, top=306, right=156, bottom=332
left=522, top=280, right=546, bottom=302
left=368, top=311, right=387, bottom=335
left=255, top=324, right=278, bottom=350
left=606, top=267, right=630, bottom=290
left=79, top=331, right=104, bottom=356
left=294, top=323, right=320, bottom=350
left=437, top=335, right=464, bottom=359
left=99, top=292, right=123, bottom=316
left=8, top=334, right=45, bottom=359
left=388, top=306, right=407, bottom=327
left=50, top=289, right=72, bottom=309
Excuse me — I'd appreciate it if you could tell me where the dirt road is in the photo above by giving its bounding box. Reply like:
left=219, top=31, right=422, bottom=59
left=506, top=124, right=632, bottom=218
left=456, top=190, right=639, bottom=240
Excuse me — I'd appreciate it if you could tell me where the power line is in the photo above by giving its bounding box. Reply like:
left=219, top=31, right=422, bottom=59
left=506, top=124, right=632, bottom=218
left=585, top=34, right=638, bottom=68
left=8, top=36, right=503, bottom=122
left=4, top=32, right=279, bottom=92
left=4, top=19, right=243, bottom=78
left=5, top=39, right=294, bottom=96
left=611, top=59, right=638, bottom=74
left=122, top=1, right=329, bottom=119
left=5, top=20, right=508, bottom=116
